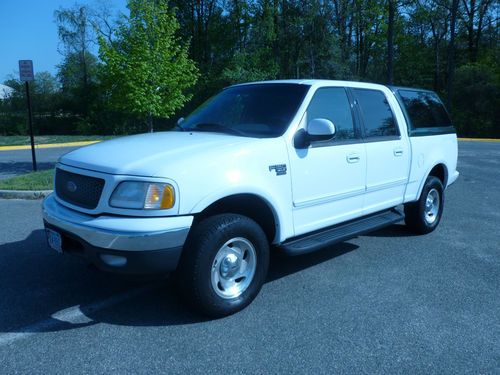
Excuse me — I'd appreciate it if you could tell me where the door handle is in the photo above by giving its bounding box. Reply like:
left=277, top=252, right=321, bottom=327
left=393, top=148, right=404, bottom=157
left=347, top=153, right=361, bottom=163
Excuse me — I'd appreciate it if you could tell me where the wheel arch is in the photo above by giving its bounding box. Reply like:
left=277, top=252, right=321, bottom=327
left=192, top=193, right=280, bottom=244
left=416, top=162, right=448, bottom=200
left=428, top=163, right=448, bottom=187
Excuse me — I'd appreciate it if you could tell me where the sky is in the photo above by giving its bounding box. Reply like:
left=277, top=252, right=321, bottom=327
left=0, top=0, right=127, bottom=83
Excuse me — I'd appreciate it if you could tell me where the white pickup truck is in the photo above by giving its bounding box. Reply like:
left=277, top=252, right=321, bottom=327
left=43, top=80, right=459, bottom=316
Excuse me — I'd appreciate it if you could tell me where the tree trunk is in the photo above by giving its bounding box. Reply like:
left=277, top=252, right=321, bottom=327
left=387, top=0, right=395, bottom=84
left=434, top=40, right=440, bottom=91
left=466, top=0, right=477, bottom=62
left=148, top=114, right=153, bottom=133
left=446, top=0, right=459, bottom=110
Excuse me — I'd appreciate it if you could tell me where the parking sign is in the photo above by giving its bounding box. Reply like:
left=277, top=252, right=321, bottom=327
left=19, top=60, right=34, bottom=81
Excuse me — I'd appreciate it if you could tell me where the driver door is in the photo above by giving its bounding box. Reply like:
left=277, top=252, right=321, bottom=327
left=287, top=87, right=366, bottom=236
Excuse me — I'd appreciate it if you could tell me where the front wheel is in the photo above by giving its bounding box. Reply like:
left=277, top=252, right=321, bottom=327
left=404, top=176, right=444, bottom=234
left=175, top=214, right=269, bottom=317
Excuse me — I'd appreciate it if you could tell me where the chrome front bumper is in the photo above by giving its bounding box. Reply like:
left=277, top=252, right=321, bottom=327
left=42, top=194, right=193, bottom=273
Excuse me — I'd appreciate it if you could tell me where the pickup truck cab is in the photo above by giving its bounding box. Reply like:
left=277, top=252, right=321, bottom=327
left=43, top=80, right=459, bottom=317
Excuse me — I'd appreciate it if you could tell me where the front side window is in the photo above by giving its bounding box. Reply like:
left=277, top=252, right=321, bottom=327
left=306, top=87, right=356, bottom=141
left=180, top=83, right=309, bottom=138
left=398, top=90, right=452, bottom=129
left=353, top=89, right=399, bottom=138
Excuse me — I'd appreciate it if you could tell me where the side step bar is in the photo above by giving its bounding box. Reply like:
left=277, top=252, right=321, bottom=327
left=279, top=209, right=404, bottom=256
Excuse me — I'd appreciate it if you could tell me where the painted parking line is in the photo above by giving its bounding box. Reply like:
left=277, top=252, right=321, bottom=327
left=0, top=141, right=100, bottom=152
left=0, top=284, right=155, bottom=347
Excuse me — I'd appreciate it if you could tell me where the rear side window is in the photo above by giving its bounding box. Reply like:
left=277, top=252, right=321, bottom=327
left=306, top=87, right=356, bottom=141
left=353, top=89, right=399, bottom=138
left=398, top=90, right=451, bottom=129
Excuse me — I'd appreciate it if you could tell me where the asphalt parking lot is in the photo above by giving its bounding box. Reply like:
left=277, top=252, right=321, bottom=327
left=0, top=146, right=79, bottom=179
left=0, top=141, right=499, bottom=374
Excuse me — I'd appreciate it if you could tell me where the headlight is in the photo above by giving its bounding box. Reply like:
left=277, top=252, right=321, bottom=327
left=109, top=181, right=175, bottom=210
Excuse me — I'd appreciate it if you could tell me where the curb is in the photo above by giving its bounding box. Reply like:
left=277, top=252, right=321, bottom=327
left=0, top=140, right=100, bottom=151
left=0, top=190, right=53, bottom=200
left=458, top=138, right=500, bottom=142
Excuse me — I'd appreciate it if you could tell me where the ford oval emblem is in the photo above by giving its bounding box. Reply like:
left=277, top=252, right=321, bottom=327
left=66, top=181, right=77, bottom=193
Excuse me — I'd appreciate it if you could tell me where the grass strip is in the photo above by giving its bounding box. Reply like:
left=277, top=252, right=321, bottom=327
left=0, top=170, right=53, bottom=191
left=0, top=135, right=116, bottom=147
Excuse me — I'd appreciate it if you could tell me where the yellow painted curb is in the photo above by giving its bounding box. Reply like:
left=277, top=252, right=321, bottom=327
left=458, top=137, right=500, bottom=142
left=1, top=137, right=497, bottom=151
left=0, top=140, right=100, bottom=151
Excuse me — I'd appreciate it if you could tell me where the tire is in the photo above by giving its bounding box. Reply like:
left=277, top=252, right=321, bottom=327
left=404, top=176, right=444, bottom=234
left=175, top=214, right=269, bottom=318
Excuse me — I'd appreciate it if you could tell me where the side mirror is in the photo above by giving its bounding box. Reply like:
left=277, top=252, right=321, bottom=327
left=308, top=118, right=336, bottom=140
left=294, top=118, right=336, bottom=149
left=177, top=117, right=185, bottom=126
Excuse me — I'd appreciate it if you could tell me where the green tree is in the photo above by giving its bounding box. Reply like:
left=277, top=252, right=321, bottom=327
left=57, top=51, right=99, bottom=116
left=222, top=0, right=279, bottom=83
left=98, top=0, right=199, bottom=132
left=55, top=4, right=98, bottom=117
left=453, top=63, right=500, bottom=137
left=1, top=72, right=64, bottom=135
left=30, top=72, right=60, bottom=115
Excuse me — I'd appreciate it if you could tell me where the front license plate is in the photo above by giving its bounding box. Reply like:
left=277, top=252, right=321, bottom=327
left=46, top=229, right=62, bottom=253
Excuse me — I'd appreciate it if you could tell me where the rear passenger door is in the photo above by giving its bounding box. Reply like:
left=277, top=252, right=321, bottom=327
left=351, top=88, right=410, bottom=214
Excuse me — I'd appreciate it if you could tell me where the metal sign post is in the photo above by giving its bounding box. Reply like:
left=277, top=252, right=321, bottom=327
left=19, top=60, right=37, bottom=171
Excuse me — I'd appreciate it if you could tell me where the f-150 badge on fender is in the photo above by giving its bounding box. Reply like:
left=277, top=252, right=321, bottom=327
left=269, top=164, right=287, bottom=176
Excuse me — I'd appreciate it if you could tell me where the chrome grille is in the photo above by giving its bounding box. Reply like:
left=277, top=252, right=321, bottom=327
left=55, top=168, right=105, bottom=209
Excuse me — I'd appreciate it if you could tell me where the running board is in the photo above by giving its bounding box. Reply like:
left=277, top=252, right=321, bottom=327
left=279, top=209, right=404, bottom=256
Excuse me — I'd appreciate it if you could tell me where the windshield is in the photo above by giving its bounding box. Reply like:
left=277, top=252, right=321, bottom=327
left=179, top=83, right=310, bottom=138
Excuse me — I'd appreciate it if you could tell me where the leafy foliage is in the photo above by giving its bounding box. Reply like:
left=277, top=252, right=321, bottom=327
left=1, top=0, right=498, bottom=137
left=453, top=63, right=500, bottom=137
left=98, top=0, right=199, bottom=128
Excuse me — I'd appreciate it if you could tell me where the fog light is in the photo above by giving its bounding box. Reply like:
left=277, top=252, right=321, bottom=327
left=100, top=254, right=127, bottom=267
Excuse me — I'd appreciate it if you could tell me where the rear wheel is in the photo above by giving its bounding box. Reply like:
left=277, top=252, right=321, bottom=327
left=175, top=214, right=269, bottom=317
left=404, top=176, right=444, bottom=234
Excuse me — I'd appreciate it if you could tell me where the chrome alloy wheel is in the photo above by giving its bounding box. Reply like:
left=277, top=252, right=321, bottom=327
left=210, top=237, right=257, bottom=299
left=424, top=188, right=440, bottom=224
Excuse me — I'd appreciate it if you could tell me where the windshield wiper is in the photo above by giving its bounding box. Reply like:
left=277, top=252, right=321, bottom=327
left=189, top=123, right=245, bottom=136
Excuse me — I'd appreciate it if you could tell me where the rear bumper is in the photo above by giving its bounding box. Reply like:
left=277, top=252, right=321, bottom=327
left=42, top=194, right=193, bottom=274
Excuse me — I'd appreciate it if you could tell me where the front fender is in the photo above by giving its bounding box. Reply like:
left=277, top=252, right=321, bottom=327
left=189, top=185, right=293, bottom=244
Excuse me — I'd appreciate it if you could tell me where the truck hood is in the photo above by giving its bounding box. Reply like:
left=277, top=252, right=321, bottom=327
left=59, top=131, right=253, bottom=177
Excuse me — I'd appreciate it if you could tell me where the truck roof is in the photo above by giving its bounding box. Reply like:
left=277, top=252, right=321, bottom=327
left=231, top=79, right=438, bottom=95
left=387, top=84, right=436, bottom=91
left=231, top=79, right=390, bottom=91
